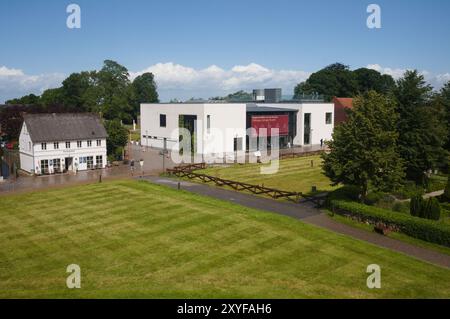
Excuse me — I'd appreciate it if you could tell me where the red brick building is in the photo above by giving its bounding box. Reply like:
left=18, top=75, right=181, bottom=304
left=333, top=97, right=353, bottom=125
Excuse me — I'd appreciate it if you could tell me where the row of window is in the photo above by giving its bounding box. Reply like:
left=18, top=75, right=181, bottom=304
left=158, top=113, right=332, bottom=128
left=40, top=156, right=103, bottom=172
left=41, top=140, right=102, bottom=150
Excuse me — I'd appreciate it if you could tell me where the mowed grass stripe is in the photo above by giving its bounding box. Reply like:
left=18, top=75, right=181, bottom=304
left=198, top=155, right=339, bottom=193
left=0, top=179, right=449, bottom=298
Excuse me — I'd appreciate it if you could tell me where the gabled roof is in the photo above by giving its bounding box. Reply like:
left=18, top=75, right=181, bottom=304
left=23, top=113, right=108, bottom=143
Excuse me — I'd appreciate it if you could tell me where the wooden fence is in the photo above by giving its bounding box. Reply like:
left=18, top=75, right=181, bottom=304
left=166, top=161, right=325, bottom=206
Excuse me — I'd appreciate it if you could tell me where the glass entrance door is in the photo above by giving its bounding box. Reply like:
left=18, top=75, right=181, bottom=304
left=304, top=113, right=311, bottom=145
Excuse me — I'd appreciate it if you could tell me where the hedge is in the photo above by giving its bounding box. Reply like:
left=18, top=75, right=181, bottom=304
left=329, top=199, right=450, bottom=247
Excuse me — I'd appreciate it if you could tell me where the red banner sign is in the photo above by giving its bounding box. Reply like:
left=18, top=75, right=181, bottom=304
left=251, top=115, right=289, bottom=137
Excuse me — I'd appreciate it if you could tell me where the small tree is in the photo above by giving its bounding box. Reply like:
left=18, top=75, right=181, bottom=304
left=105, top=119, right=128, bottom=161
left=427, top=198, right=441, bottom=221
left=322, top=91, right=405, bottom=200
left=410, top=195, right=423, bottom=217
left=443, top=175, right=450, bottom=202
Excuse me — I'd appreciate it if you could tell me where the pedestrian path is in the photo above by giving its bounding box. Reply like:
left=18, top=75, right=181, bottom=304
left=144, top=176, right=450, bottom=269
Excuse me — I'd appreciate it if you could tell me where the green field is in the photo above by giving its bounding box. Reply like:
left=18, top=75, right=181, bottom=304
left=0, top=180, right=449, bottom=298
left=199, top=155, right=338, bottom=194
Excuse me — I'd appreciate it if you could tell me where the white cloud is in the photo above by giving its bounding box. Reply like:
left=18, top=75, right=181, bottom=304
left=366, top=64, right=408, bottom=80
left=0, top=66, right=64, bottom=103
left=367, top=64, right=450, bottom=89
left=130, top=62, right=310, bottom=101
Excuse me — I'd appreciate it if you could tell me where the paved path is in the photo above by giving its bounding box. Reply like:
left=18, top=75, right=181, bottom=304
left=145, top=176, right=450, bottom=269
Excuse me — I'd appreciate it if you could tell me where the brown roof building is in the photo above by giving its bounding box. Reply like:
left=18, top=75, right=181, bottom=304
left=333, top=97, right=353, bottom=125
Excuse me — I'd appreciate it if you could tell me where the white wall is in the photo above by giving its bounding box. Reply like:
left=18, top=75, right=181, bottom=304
left=18, top=122, right=107, bottom=174
left=140, top=103, right=247, bottom=157
left=262, top=103, right=334, bottom=146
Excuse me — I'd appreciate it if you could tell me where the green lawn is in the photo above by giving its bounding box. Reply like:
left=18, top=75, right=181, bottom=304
left=199, top=155, right=338, bottom=194
left=0, top=180, right=449, bottom=298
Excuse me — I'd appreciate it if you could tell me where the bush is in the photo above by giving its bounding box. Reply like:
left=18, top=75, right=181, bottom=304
left=327, top=185, right=360, bottom=202
left=410, top=196, right=441, bottom=220
left=410, top=195, right=423, bottom=217
left=364, top=192, right=385, bottom=206
left=329, top=199, right=450, bottom=247
left=393, top=181, right=424, bottom=199
left=426, top=198, right=441, bottom=221
left=392, top=201, right=409, bottom=214
left=443, top=176, right=450, bottom=202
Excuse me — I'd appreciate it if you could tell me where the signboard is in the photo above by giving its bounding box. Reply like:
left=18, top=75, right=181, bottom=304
left=251, top=115, right=289, bottom=137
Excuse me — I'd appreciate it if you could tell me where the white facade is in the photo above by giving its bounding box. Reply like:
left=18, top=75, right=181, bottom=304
left=19, top=123, right=107, bottom=175
left=140, top=103, right=247, bottom=157
left=263, top=103, right=334, bottom=145
left=140, top=102, right=334, bottom=157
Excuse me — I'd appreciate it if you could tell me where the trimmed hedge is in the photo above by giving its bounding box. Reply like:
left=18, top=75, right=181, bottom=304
left=329, top=199, right=450, bottom=247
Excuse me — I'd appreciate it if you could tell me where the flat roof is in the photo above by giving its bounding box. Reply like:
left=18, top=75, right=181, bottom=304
left=246, top=105, right=298, bottom=113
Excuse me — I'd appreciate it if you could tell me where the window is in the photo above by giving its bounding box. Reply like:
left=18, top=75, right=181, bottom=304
left=96, top=155, right=103, bottom=168
left=79, top=157, right=87, bottom=164
left=87, top=156, right=94, bottom=169
left=87, top=140, right=92, bottom=147
left=96, top=139, right=101, bottom=146
left=40, top=159, right=49, bottom=173
left=53, top=159, right=61, bottom=173
left=207, top=115, right=211, bottom=133
left=160, top=114, right=167, bottom=127
left=41, top=143, right=47, bottom=150
left=77, top=141, right=82, bottom=148
left=325, top=112, right=332, bottom=124
left=233, top=137, right=243, bottom=151
left=54, top=142, right=59, bottom=149
left=66, top=141, right=71, bottom=149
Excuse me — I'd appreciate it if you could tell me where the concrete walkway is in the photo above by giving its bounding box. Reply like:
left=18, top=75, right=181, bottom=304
left=144, top=176, right=450, bottom=269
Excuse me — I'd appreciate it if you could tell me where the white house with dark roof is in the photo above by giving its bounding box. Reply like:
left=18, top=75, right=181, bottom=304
left=19, top=113, right=108, bottom=175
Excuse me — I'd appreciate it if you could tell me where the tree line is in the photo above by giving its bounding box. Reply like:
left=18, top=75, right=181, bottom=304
left=4, top=60, right=158, bottom=124
left=1, top=60, right=157, bottom=160
left=294, top=63, right=395, bottom=101
left=323, top=70, right=450, bottom=198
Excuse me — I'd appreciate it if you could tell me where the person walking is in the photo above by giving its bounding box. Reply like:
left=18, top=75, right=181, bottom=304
left=320, top=138, right=323, bottom=148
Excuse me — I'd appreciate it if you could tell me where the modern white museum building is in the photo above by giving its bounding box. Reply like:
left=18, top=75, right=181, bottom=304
left=19, top=113, right=108, bottom=175
left=140, top=89, right=334, bottom=160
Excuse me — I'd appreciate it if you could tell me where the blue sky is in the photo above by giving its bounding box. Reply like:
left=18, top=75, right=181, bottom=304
left=0, top=0, right=449, bottom=102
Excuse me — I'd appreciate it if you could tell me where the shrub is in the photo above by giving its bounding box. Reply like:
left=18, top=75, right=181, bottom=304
left=443, top=176, right=450, bottom=202
left=426, top=198, right=441, bottom=221
left=363, top=192, right=383, bottom=205
left=410, top=195, right=423, bottom=217
left=329, top=199, right=450, bottom=247
left=392, top=201, right=409, bottom=214
left=394, top=181, right=424, bottom=199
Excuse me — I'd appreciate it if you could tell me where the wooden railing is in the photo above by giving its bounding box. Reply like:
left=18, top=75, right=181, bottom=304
left=166, top=161, right=325, bottom=206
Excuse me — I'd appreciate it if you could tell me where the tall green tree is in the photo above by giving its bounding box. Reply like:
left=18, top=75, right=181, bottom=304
left=294, top=63, right=358, bottom=101
left=40, top=88, right=64, bottom=107
left=353, top=68, right=395, bottom=94
left=131, top=72, right=158, bottom=118
left=439, top=81, right=450, bottom=151
left=104, top=119, right=128, bottom=160
left=5, top=94, right=40, bottom=105
left=322, top=91, right=405, bottom=199
left=394, top=70, right=448, bottom=183
left=97, top=60, right=133, bottom=122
